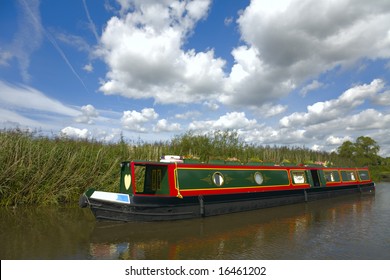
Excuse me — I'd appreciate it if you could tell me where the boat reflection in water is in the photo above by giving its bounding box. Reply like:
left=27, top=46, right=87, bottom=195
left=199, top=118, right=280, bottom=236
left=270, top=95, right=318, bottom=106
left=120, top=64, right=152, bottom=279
left=89, top=192, right=376, bottom=260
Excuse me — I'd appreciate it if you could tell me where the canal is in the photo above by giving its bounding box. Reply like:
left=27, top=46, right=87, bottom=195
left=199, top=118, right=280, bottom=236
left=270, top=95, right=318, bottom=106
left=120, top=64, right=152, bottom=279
left=1, top=183, right=389, bottom=260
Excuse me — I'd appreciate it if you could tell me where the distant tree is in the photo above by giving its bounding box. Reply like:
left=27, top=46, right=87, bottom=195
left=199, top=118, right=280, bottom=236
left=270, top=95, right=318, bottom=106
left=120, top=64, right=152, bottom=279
left=355, top=136, right=380, bottom=156
left=337, top=140, right=356, bottom=159
left=355, top=136, right=380, bottom=166
left=337, top=136, right=380, bottom=166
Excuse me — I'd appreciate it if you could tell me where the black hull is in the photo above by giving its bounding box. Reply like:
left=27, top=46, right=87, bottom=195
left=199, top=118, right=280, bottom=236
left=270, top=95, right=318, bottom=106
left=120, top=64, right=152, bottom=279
left=86, top=183, right=375, bottom=222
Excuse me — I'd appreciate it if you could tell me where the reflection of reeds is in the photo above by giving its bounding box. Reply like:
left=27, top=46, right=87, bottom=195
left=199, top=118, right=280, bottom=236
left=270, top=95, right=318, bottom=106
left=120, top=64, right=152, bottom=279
left=0, top=205, right=94, bottom=259
left=0, top=129, right=365, bottom=206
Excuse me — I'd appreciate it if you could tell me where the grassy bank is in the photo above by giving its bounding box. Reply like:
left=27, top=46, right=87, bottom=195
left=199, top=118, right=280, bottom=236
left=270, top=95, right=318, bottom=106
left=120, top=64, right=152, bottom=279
left=0, top=130, right=166, bottom=206
left=0, top=129, right=381, bottom=206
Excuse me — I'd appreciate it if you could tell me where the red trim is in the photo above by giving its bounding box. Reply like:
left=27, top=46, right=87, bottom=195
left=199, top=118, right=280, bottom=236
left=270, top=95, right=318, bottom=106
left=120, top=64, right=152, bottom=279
left=178, top=184, right=311, bottom=197
left=130, top=161, right=372, bottom=198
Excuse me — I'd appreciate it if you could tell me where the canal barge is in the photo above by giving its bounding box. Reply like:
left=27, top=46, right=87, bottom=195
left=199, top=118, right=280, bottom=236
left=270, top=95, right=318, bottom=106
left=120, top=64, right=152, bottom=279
left=79, top=156, right=375, bottom=222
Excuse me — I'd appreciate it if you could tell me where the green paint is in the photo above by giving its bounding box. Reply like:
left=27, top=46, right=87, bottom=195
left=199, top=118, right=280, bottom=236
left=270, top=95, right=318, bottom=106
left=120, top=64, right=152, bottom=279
left=119, top=161, right=132, bottom=194
left=177, top=168, right=290, bottom=189
left=134, top=164, right=170, bottom=195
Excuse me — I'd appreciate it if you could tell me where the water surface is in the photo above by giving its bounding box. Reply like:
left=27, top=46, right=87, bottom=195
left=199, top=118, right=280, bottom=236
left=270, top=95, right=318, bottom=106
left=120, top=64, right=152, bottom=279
left=1, top=183, right=389, bottom=259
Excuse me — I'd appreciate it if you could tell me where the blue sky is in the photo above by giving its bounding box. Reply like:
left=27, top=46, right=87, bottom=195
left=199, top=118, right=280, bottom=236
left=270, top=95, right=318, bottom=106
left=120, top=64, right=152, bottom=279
left=1, top=0, right=390, bottom=156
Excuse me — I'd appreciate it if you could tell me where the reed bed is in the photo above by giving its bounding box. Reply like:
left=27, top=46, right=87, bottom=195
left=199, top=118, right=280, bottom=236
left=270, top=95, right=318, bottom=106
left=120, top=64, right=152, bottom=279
left=0, top=129, right=363, bottom=206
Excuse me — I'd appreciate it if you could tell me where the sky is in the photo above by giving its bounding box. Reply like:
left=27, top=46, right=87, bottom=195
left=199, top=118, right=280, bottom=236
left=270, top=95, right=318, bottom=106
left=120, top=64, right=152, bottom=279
left=1, top=0, right=390, bottom=157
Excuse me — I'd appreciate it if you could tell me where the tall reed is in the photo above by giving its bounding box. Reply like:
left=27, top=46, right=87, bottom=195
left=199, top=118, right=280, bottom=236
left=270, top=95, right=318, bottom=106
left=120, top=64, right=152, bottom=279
left=0, top=129, right=369, bottom=206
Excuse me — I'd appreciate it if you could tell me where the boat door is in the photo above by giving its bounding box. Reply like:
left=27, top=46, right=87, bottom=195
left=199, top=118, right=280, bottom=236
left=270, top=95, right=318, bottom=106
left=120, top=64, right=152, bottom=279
left=307, top=169, right=325, bottom=187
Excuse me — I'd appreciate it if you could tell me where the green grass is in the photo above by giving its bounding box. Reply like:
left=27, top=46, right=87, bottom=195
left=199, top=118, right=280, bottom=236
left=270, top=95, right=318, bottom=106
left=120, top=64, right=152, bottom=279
left=0, top=129, right=383, bottom=206
left=0, top=129, right=173, bottom=206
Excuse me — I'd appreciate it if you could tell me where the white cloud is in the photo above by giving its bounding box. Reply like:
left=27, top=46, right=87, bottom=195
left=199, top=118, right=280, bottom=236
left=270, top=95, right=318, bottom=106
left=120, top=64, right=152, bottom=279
left=0, top=80, right=79, bottom=116
left=154, top=119, right=181, bottom=132
left=300, top=80, right=324, bottom=97
left=121, top=108, right=158, bottom=132
left=97, top=0, right=227, bottom=104
left=95, top=0, right=390, bottom=110
left=83, top=63, right=94, bottom=72
left=224, top=16, right=233, bottom=26
left=203, top=101, right=219, bottom=111
left=4, top=0, right=43, bottom=82
left=373, top=90, right=390, bottom=106
left=280, top=79, right=385, bottom=128
left=346, top=109, right=390, bottom=131
left=56, top=32, right=91, bottom=53
left=0, top=49, right=12, bottom=66
left=60, top=127, right=89, bottom=139
left=311, top=144, right=322, bottom=151
left=175, top=111, right=201, bottom=120
left=0, top=108, right=43, bottom=128
left=326, top=135, right=353, bottom=146
left=222, top=0, right=390, bottom=107
left=75, top=104, right=99, bottom=124
left=189, top=111, right=257, bottom=131
left=258, top=103, right=287, bottom=117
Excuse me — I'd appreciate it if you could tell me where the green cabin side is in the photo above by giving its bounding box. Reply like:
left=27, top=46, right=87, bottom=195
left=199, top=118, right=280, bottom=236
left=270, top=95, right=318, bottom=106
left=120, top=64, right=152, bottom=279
left=176, top=167, right=291, bottom=190
left=118, top=161, right=372, bottom=197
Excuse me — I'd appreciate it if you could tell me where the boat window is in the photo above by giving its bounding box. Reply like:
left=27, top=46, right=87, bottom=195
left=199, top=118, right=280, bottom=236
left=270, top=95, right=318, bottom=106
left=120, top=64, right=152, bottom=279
left=151, top=169, right=162, bottom=191
left=358, top=170, right=370, bottom=181
left=291, top=171, right=306, bottom=184
left=341, top=171, right=357, bottom=181
left=254, top=172, right=264, bottom=185
left=324, top=171, right=340, bottom=182
left=212, top=172, right=224, bottom=186
left=135, top=165, right=146, bottom=193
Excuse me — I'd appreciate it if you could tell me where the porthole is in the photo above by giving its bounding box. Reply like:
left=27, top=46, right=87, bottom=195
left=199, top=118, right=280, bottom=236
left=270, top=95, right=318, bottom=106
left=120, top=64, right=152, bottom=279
left=254, top=172, right=264, bottom=185
left=212, top=172, right=224, bottom=186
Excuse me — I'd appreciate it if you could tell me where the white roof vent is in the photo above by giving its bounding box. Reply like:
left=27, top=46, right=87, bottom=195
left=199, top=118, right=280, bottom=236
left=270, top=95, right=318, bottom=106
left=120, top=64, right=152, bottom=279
left=160, top=155, right=184, bottom=163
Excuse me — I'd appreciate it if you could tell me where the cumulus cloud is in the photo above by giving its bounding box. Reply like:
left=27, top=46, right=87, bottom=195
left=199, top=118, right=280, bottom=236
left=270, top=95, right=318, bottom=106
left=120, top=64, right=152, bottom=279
left=83, top=63, right=94, bottom=72
left=97, top=0, right=227, bottom=104
left=373, top=90, right=390, bottom=106
left=189, top=111, right=257, bottom=131
left=267, top=79, right=390, bottom=153
left=95, top=0, right=390, bottom=110
left=60, top=127, right=89, bottom=139
left=326, top=135, right=353, bottom=146
left=280, top=79, right=385, bottom=128
left=346, top=109, right=390, bottom=131
left=258, top=103, right=287, bottom=117
left=121, top=108, right=158, bottom=132
left=75, top=104, right=99, bottom=124
left=154, top=119, right=181, bottom=132
left=222, top=0, right=390, bottom=106
left=203, top=101, right=220, bottom=111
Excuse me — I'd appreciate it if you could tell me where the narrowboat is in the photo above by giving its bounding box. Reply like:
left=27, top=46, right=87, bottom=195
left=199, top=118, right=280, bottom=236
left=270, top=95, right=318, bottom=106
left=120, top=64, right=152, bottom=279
left=79, top=155, right=375, bottom=222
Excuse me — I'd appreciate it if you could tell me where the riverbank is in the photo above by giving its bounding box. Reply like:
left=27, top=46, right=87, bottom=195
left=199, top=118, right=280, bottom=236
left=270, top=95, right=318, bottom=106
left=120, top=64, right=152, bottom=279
left=0, top=129, right=386, bottom=206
